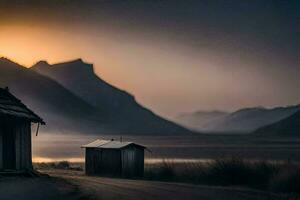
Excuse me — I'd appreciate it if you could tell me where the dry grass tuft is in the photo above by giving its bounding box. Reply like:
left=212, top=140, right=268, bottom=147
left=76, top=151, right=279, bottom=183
left=144, top=157, right=300, bottom=196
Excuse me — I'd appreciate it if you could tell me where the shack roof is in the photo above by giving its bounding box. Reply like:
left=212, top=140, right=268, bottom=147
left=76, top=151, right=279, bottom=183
left=0, top=87, right=45, bottom=124
left=82, top=139, right=146, bottom=149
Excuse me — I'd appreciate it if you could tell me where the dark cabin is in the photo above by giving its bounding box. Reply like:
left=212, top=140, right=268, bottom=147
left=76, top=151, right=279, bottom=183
left=0, top=87, right=45, bottom=171
left=82, top=139, right=145, bottom=178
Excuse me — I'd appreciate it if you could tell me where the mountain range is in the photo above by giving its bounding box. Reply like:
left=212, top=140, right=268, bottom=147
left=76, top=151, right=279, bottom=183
left=254, top=110, right=300, bottom=136
left=0, top=57, right=101, bottom=134
left=175, top=105, right=300, bottom=133
left=174, top=111, right=228, bottom=131
left=0, top=57, right=191, bottom=135
left=2, top=57, right=299, bottom=136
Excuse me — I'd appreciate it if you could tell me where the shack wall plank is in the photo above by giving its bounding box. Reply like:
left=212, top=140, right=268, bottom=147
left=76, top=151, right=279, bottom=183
left=20, top=122, right=26, bottom=169
left=0, top=88, right=44, bottom=172
left=15, top=123, right=21, bottom=170
left=0, top=123, right=3, bottom=169
left=84, top=143, right=145, bottom=178
left=25, top=122, right=32, bottom=169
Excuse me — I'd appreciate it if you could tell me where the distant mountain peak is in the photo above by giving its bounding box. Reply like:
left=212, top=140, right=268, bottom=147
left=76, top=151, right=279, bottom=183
left=233, top=106, right=266, bottom=113
left=56, top=59, right=95, bottom=77
left=71, top=58, right=84, bottom=63
left=34, top=58, right=89, bottom=67
left=0, top=57, right=26, bottom=71
left=31, top=59, right=191, bottom=135
left=0, top=57, right=16, bottom=64
left=56, top=58, right=90, bottom=66
left=0, top=57, right=8, bottom=61
left=33, top=58, right=95, bottom=78
left=34, top=60, right=50, bottom=66
left=175, top=105, right=300, bottom=133
left=194, top=110, right=228, bottom=115
left=254, top=110, right=300, bottom=136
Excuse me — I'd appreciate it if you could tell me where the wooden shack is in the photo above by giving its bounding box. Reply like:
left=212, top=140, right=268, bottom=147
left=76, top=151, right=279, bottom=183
left=82, top=139, right=145, bottom=177
left=0, top=87, right=45, bottom=171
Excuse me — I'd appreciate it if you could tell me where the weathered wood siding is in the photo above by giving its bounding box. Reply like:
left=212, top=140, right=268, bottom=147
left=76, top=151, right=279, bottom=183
left=24, top=121, right=32, bottom=169
left=15, top=120, right=32, bottom=170
left=15, top=123, right=20, bottom=169
left=121, top=146, right=144, bottom=177
left=85, top=145, right=144, bottom=178
left=0, top=123, right=3, bottom=169
left=0, top=117, right=32, bottom=171
left=85, top=148, right=122, bottom=176
left=85, top=148, right=99, bottom=175
left=2, top=119, right=16, bottom=170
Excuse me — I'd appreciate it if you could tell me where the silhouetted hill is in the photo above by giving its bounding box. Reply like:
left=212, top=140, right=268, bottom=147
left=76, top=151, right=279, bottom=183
left=0, top=57, right=105, bottom=134
left=175, top=106, right=300, bottom=133
left=174, top=111, right=229, bottom=131
left=254, top=110, right=300, bottom=136
left=32, top=59, right=191, bottom=135
left=212, top=106, right=300, bottom=133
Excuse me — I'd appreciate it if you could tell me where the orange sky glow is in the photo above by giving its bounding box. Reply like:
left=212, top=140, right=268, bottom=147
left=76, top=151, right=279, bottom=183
left=1, top=23, right=299, bottom=118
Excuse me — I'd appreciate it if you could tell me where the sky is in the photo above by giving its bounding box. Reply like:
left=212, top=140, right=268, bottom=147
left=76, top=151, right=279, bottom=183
left=0, top=0, right=300, bottom=118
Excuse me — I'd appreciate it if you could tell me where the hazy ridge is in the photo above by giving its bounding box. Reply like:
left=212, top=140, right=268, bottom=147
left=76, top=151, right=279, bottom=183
left=255, top=110, right=300, bottom=135
left=2, top=57, right=299, bottom=136
left=0, top=57, right=191, bottom=135
left=175, top=106, right=300, bottom=133
left=30, top=58, right=191, bottom=135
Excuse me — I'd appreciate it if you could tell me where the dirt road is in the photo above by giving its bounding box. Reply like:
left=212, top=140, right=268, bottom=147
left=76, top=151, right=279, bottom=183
left=44, top=170, right=284, bottom=200
left=0, top=175, right=81, bottom=200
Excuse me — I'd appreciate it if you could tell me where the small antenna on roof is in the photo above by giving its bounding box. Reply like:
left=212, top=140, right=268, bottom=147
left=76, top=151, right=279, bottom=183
left=5, top=87, right=9, bottom=91
left=120, top=136, right=123, bottom=142
left=111, top=138, right=114, bottom=141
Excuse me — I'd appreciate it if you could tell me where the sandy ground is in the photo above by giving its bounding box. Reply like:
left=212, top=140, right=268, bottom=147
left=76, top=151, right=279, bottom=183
left=0, top=175, right=85, bottom=200
left=42, top=169, right=285, bottom=200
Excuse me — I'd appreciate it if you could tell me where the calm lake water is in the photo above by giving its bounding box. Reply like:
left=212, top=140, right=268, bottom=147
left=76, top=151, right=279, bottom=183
left=32, top=133, right=300, bottom=163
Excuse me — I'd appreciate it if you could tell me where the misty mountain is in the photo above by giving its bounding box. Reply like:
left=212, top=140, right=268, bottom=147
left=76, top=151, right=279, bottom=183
left=209, top=106, right=300, bottom=133
left=0, top=57, right=106, bottom=134
left=174, top=111, right=229, bottom=131
left=254, top=110, right=300, bottom=136
left=32, top=59, right=191, bottom=135
left=175, top=106, right=300, bottom=133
